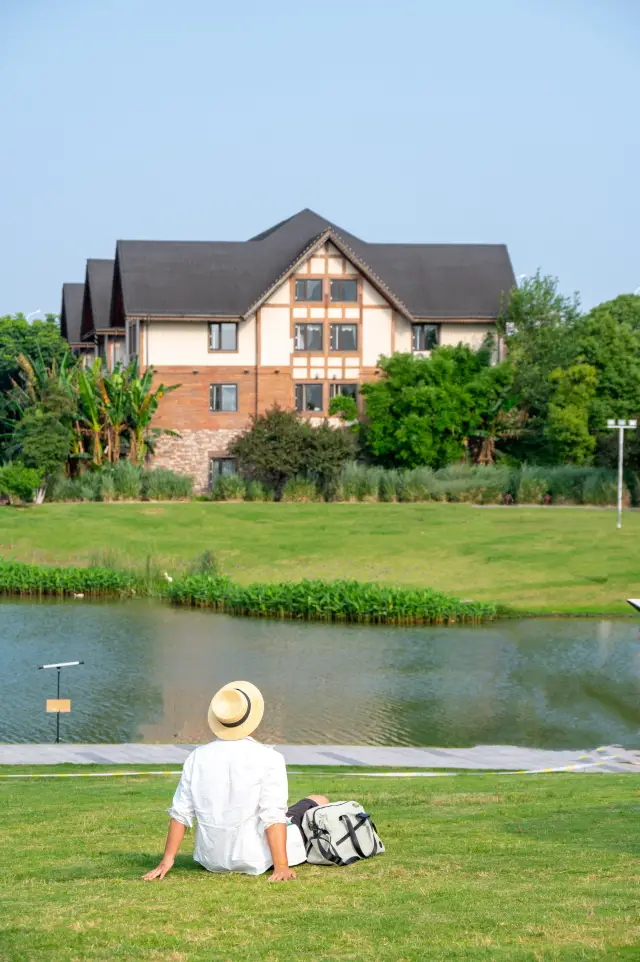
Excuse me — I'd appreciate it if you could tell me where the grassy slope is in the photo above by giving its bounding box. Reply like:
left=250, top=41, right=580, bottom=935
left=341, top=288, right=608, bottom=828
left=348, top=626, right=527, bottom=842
left=1, top=503, right=639, bottom=614
left=1, top=768, right=639, bottom=961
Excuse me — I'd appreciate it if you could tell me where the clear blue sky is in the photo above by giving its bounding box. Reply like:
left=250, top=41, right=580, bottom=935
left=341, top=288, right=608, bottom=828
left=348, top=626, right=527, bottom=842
left=1, top=0, right=639, bottom=317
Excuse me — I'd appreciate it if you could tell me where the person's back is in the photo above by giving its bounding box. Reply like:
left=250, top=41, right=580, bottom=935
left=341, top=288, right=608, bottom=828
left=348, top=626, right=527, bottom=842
left=170, top=737, right=288, bottom=875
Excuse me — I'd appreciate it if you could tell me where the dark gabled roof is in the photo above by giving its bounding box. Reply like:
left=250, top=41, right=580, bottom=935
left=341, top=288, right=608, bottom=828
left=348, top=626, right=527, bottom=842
left=81, top=258, right=115, bottom=339
left=60, top=283, right=84, bottom=343
left=112, top=209, right=515, bottom=322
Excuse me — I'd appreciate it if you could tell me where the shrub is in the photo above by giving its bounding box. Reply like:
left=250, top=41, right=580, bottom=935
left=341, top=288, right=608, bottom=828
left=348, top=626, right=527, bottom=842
left=545, top=466, right=588, bottom=504
left=100, top=472, right=117, bottom=502
left=582, top=469, right=627, bottom=506
left=281, top=478, right=321, bottom=502
left=401, top=467, right=436, bottom=502
left=244, top=480, right=272, bottom=502
left=112, top=461, right=143, bottom=500
left=378, top=469, right=400, bottom=502
left=48, top=476, right=84, bottom=502
left=516, top=466, right=548, bottom=504
left=211, top=475, right=247, bottom=501
left=0, top=462, right=42, bottom=504
left=187, top=550, right=221, bottom=577
left=144, top=468, right=193, bottom=500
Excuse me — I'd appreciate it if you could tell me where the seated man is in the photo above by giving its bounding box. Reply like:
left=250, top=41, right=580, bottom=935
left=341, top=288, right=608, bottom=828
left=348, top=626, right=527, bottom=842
left=143, top=681, right=328, bottom=882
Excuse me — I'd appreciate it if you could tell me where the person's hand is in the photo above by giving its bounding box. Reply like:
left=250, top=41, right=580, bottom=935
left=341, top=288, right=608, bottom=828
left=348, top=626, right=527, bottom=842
left=268, top=865, right=297, bottom=882
left=143, top=856, right=175, bottom=880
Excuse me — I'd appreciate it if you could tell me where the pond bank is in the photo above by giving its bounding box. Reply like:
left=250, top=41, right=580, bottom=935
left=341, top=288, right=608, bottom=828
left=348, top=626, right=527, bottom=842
left=1, top=742, right=638, bottom=774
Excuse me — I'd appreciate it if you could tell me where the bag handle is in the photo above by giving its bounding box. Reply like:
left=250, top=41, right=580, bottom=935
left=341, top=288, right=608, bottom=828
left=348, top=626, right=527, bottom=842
left=338, top=813, right=378, bottom=859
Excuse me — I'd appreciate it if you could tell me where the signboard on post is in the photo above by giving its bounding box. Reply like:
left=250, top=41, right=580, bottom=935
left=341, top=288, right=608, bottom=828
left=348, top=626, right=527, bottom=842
left=46, top=699, right=71, bottom=713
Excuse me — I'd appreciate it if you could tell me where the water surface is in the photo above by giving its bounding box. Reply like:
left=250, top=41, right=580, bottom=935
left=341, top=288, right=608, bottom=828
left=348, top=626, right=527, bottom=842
left=1, top=600, right=639, bottom=748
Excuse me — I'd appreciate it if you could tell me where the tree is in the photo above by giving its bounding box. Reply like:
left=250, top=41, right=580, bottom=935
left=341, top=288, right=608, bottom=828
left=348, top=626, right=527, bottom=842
left=572, top=304, right=640, bottom=431
left=230, top=406, right=356, bottom=500
left=0, top=314, right=68, bottom=459
left=544, top=363, right=597, bottom=464
left=11, top=410, right=72, bottom=501
left=0, top=462, right=42, bottom=505
left=230, top=407, right=310, bottom=500
left=328, top=394, right=358, bottom=422
left=307, top=420, right=358, bottom=497
left=359, top=345, right=514, bottom=469
left=497, top=272, right=581, bottom=459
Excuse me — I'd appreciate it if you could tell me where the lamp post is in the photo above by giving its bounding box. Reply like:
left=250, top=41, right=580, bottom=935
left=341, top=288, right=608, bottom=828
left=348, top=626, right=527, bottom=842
left=606, top=419, right=637, bottom=529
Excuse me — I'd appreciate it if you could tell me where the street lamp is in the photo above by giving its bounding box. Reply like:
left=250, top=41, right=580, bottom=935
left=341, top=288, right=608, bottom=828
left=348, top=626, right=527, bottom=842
left=606, top=419, right=638, bottom=529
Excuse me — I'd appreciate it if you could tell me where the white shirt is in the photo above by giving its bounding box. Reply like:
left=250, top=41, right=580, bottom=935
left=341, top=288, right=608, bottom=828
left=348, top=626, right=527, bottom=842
left=168, top=737, right=303, bottom=875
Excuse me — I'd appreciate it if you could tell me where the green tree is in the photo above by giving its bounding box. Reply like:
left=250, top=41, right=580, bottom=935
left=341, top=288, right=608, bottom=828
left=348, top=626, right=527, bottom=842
left=544, top=363, right=597, bottom=464
left=307, top=420, right=358, bottom=498
left=359, top=345, right=513, bottom=469
left=230, top=407, right=310, bottom=500
left=0, top=314, right=68, bottom=458
left=497, top=272, right=581, bottom=459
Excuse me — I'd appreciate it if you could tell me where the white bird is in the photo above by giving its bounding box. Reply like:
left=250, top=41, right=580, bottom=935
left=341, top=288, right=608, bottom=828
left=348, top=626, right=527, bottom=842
left=164, top=572, right=173, bottom=583
left=73, top=593, right=84, bottom=599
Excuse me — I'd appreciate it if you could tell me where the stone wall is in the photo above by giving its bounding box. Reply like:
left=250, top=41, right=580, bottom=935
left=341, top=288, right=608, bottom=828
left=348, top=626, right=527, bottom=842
left=150, top=429, right=242, bottom=493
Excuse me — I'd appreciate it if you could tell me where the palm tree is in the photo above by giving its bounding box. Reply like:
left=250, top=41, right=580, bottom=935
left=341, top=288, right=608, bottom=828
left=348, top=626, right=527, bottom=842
left=125, top=361, right=179, bottom=465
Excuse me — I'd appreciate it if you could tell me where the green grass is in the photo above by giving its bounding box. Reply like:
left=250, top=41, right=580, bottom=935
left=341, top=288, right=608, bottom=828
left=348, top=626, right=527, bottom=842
left=1, top=502, right=639, bottom=614
left=1, top=767, right=639, bottom=960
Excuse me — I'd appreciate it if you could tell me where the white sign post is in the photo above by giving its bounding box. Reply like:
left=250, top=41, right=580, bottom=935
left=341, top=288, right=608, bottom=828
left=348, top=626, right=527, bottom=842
left=606, top=419, right=637, bottom=529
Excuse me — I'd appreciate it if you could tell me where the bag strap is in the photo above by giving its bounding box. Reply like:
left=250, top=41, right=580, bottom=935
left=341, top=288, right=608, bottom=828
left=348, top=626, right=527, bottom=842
left=336, top=813, right=378, bottom=859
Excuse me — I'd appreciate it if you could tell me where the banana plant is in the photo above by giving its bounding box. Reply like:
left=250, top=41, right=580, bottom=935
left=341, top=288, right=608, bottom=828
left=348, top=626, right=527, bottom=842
left=125, top=360, right=180, bottom=465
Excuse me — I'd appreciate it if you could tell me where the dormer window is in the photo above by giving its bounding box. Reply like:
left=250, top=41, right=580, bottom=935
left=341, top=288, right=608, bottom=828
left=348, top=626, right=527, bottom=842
left=295, top=279, right=323, bottom=302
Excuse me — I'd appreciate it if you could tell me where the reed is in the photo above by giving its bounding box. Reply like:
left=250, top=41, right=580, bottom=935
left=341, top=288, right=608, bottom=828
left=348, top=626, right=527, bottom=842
left=167, top=575, right=499, bottom=625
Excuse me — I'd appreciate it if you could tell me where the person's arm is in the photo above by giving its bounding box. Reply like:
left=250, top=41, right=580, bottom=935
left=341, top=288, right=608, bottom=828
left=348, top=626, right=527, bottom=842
left=143, top=819, right=186, bottom=880
left=143, top=752, right=196, bottom=881
left=265, top=823, right=296, bottom=882
left=259, top=752, right=295, bottom=882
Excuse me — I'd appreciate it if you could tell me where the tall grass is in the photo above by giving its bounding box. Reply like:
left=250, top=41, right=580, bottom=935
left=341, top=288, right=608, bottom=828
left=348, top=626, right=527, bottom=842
left=205, top=463, right=628, bottom=506
left=0, top=560, right=139, bottom=597
left=48, top=466, right=193, bottom=502
left=167, top=576, right=499, bottom=625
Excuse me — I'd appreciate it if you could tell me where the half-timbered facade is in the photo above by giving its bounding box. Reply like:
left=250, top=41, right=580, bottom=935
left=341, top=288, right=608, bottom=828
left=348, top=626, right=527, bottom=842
left=60, top=209, right=515, bottom=490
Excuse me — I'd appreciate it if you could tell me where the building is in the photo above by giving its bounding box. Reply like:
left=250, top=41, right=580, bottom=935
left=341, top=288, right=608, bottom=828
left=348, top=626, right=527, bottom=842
left=61, top=209, right=515, bottom=490
left=80, top=259, right=125, bottom=368
left=60, top=283, right=93, bottom=359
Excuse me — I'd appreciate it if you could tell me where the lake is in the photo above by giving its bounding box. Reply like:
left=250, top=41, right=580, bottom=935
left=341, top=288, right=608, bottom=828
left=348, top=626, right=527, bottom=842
left=1, top=600, right=639, bottom=748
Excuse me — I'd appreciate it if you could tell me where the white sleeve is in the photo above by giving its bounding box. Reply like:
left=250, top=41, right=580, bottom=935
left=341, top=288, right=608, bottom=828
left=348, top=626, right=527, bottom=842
left=257, top=751, right=288, bottom=829
left=167, top=751, right=196, bottom=828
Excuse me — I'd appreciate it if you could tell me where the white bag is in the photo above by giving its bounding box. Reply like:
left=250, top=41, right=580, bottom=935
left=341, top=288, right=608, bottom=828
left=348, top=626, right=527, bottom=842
left=301, top=800, right=385, bottom=866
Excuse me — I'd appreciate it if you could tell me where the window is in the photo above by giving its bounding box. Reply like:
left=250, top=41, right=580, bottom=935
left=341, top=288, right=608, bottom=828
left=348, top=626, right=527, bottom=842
left=330, top=279, right=358, bottom=302
left=295, top=279, right=323, bottom=302
left=210, top=458, right=237, bottom=486
left=127, top=320, right=138, bottom=358
left=294, top=323, right=323, bottom=351
left=209, top=322, right=238, bottom=351
left=329, top=324, right=358, bottom=351
left=412, top=323, right=439, bottom=352
left=329, top=383, right=358, bottom=401
left=295, top=383, right=323, bottom=412
left=209, top=383, right=238, bottom=412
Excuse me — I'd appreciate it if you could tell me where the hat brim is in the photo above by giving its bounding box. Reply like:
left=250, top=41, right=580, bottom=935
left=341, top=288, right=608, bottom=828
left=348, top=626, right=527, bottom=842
left=208, top=681, right=265, bottom=740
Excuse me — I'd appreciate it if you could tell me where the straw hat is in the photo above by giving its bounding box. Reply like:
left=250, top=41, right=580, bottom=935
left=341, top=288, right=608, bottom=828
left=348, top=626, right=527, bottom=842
left=208, top=681, right=264, bottom=740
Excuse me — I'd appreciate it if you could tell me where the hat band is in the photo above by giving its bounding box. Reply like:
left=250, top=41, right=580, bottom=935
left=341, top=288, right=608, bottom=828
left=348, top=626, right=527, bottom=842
left=219, top=689, right=252, bottom=728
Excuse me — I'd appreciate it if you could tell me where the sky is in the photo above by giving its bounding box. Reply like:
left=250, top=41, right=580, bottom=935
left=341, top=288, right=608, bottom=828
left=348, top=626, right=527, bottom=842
left=1, top=0, right=639, bottom=318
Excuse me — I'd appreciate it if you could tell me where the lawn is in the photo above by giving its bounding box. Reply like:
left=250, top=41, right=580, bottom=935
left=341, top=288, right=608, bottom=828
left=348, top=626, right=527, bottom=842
left=1, top=767, right=639, bottom=960
left=1, top=502, right=639, bottom=614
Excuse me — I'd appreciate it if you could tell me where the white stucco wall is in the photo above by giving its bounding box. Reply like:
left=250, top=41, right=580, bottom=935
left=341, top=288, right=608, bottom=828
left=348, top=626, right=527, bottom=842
left=260, top=307, right=292, bottom=365
left=362, top=307, right=392, bottom=367
left=395, top=313, right=412, bottom=353
left=362, top=279, right=389, bottom=307
left=439, top=323, right=495, bottom=350
left=265, top=280, right=290, bottom=305
left=146, top=316, right=256, bottom=366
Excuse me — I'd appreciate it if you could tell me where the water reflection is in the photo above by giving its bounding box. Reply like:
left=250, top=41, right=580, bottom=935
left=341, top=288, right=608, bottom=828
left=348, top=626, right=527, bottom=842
left=1, top=600, right=639, bottom=748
